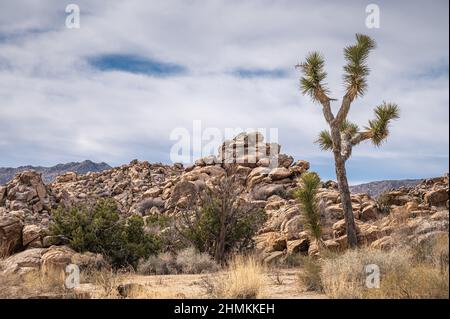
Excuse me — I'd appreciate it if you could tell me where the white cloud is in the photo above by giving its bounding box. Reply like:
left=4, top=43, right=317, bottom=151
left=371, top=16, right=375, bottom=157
left=0, top=0, right=448, bottom=182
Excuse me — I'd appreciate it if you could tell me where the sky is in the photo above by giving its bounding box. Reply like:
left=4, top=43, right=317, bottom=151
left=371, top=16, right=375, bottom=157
left=0, top=0, right=448, bottom=184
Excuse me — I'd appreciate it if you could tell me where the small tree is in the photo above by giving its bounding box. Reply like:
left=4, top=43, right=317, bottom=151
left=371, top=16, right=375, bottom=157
left=176, top=176, right=267, bottom=264
left=296, top=34, right=399, bottom=247
left=294, top=172, right=322, bottom=244
left=50, top=199, right=160, bottom=269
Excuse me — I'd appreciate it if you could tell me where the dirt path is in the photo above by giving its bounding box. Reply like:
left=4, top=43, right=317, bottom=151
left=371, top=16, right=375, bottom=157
left=114, top=269, right=327, bottom=299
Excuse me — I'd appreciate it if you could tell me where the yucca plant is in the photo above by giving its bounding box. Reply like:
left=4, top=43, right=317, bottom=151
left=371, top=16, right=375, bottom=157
left=296, top=34, right=400, bottom=247
left=295, top=172, right=322, bottom=243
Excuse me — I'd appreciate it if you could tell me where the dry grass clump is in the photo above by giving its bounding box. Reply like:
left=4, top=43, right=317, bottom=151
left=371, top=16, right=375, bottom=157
left=210, top=255, right=266, bottom=299
left=138, top=247, right=219, bottom=275
left=318, top=242, right=448, bottom=299
left=297, top=256, right=324, bottom=292
left=320, top=248, right=410, bottom=298
left=80, top=268, right=122, bottom=298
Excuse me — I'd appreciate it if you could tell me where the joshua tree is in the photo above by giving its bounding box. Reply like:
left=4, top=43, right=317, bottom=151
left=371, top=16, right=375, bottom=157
left=296, top=34, right=399, bottom=248
left=294, top=172, right=322, bottom=244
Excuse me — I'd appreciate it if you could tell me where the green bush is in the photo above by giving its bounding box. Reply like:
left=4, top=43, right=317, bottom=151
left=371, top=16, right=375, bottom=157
left=50, top=199, right=160, bottom=269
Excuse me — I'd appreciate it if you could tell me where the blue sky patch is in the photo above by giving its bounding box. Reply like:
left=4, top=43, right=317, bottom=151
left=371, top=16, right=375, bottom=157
left=88, top=54, right=186, bottom=76
left=233, top=68, right=288, bottom=78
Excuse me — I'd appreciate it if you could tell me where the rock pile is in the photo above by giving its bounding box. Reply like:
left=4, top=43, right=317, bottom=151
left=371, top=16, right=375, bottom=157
left=0, top=171, right=52, bottom=224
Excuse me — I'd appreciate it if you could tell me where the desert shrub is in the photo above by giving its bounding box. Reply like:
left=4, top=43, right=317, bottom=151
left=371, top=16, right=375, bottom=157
left=297, top=256, right=323, bottom=292
left=211, top=255, right=265, bottom=299
left=138, top=247, right=219, bottom=275
left=177, top=176, right=267, bottom=263
left=138, top=252, right=178, bottom=275
left=319, top=246, right=449, bottom=299
left=376, top=191, right=392, bottom=214
left=136, top=198, right=164, bottom=214
left=50, top=199, right=160, bottom=269
left=175, top=247, right=219, bottom=274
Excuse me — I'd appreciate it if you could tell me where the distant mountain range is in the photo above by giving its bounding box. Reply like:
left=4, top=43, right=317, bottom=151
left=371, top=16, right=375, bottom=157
left=349, top=179, right=424, bottom=198
left=0, top=160, right=111, bottom=184
left=0, top=159, right=426, bottom=196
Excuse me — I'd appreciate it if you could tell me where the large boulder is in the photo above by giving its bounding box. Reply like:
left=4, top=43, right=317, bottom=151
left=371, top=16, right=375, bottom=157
left=269, top=167, right=292, bottom=181
left=41, top=246, right=106, bottom=276
left=22, top=224, right=43, bottom=248
left=1, top=246, right=107, bottom=275
left=267, top=233, right=287, bottom=252
left=0, top=215, right=23, bottom=257
left=0, top=248, right=44, bottom=274
left=252, top=184, right=286, bottom=200
left=286, top=238, right=309, bottom=255
left=424, top=189, right=448, bottom=207
left=277, top=154, right=294, bottom=168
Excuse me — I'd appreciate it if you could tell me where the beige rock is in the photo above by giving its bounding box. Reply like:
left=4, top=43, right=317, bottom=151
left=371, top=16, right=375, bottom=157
left=277, top=154, right=294, bottom=168
left=360, top=204, right=378, bottom=221
left=370, top=236, right=394, bottom=250
left=0, top=215, right=23, bottom=257
left=290, top=160, right=310, bottom=175
left=252, top=184, right=286, bottom=200
left=41, top=246, right=106, bottom=276
left=287, top=238, right=309, bottom=255
left=267, top=233, right=287, bottom=252
left=0, top=248, right=44, bottom=274
left=143, top=187, right=162, bottom=198
left=55, top=172, right=78, bottom=183
left=282, top=215, right=302, bottom=240
left=263, top=251, right=284, bottom=265
left=22, top=224, right=41, bottom=247
left=424, top=189, right=448, bottom=207
left=269, top=167, right=292, bottom=181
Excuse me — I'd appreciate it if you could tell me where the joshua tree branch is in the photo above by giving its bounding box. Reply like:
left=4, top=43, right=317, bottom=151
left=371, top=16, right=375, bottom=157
left=335, top=94, right=353, bottom=126
left=350, top=130, right=373, bottom=146
left=320, top=100, right=335, bottom=125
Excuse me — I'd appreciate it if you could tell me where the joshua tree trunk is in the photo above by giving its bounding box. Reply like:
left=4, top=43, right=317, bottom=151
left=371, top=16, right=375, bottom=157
left=330, top=126, right=358, bottom=248
left=214, top=216, right=227, bottom=264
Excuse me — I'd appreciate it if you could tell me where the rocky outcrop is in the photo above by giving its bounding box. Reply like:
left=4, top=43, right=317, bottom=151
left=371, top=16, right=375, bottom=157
left=1, top=171, right=52, bottom=226
left=50, top=161, right=184, bottom=215
left=0, top=132, right=448, bottom=265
